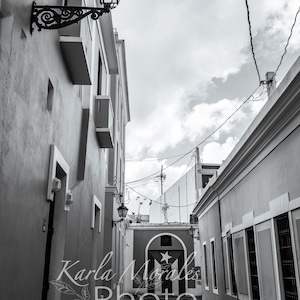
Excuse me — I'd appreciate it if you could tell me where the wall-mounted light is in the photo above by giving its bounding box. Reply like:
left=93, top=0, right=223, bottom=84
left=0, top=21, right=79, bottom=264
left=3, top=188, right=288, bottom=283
left=52, top=177, right=61, bottom=192
left=112, top=203, right=128, bottom=226
left=189, top=226, right=200, bottom=240
left=66, top=191, right=74, bottom=205
left=30, top=0, right=120, bottom=33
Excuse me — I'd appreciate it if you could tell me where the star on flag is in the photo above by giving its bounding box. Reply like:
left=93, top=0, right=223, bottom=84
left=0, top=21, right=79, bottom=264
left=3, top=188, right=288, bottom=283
left=160, top=251, right=172, bottom=263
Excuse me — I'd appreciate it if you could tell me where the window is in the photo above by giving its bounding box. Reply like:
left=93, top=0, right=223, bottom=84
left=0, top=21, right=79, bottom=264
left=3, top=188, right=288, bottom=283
left=91, top=195, right=102, bottom=232
left=46, top=79, right=54, bottom=112
left=97, top=52, right=103, bottom=95
left=276, top=213, right=298, bottom=300
left=161, top=235, right=172, bottom=246
left=227, top=235, right=237, bottom=295
left=203, top=242, right=209, bottom=290
left=222, top=239, right=229, bottom=292
left=246, top=227, right=260, bottom=299
left=202, top=175, right=213, bottom=188
left=210, top=238, right=218, bottom=293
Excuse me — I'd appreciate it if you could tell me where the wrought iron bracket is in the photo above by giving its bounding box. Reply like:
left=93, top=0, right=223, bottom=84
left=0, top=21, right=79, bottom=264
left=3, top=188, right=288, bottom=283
left=30, top=2, right=113, bottom=33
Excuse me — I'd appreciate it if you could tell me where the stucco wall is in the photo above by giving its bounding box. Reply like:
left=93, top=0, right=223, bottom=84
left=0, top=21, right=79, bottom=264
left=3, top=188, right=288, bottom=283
left=0, top=2, right=111, bottom=299
left=220, top=125, right=300, bottom=229
left=198, top=203, right=227, bottom=300
left=150, top=167, right=197, bottom=223
left=126, top=228, right=202, bottom=296
left=196, top=105, right=300, bottom=299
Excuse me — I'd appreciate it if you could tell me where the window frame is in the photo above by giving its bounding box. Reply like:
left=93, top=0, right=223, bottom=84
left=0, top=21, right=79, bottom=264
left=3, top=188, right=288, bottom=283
left=210, top=237, right=218, bottom=294
left=91, top=195, right=102, bottom=233
left=227, top=233, right=237, bottom=296
left=203, top=241, right=209, bottom=291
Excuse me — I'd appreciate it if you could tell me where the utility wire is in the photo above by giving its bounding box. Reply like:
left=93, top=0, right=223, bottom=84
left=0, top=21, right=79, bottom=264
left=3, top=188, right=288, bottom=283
left=126, top=84, right=261, bottom=185
left=126, top=170, right=162, bottom=185
left=126, top=185, right=196, bottom=208
left=129, top=181, right=159, bottom=188
left=127, top=5, right=300, bottom=167
left=245, top=0, right=262, bottom=84
left=274, top=4, right=300, bottom=77
left=126, top=152, right=186, bottom=162
left=126, top=174, right=160, bottom=185
left=163, top=84, right=261, bottom=172
left=127, top=3, right=300, bottom=198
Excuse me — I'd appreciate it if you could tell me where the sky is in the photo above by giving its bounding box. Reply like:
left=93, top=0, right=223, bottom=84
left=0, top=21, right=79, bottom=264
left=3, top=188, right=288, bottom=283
left=111, top=0, right=300, bottom=216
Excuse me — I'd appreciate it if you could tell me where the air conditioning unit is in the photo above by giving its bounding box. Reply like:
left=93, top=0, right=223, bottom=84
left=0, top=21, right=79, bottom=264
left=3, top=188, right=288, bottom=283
left=94, top=95, right=114, bottom=148
left=59, top=36, right=91, bottom=85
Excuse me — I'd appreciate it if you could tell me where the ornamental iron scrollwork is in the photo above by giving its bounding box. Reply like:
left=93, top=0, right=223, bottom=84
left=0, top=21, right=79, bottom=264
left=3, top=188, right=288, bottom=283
left=30, top=2, right=112, bottom=33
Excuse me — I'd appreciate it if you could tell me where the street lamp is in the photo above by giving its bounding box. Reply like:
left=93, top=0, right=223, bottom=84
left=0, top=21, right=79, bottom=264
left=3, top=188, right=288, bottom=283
left=30, top=0, right=120, bottom=33
left=112, top=203, right=128, bottom=226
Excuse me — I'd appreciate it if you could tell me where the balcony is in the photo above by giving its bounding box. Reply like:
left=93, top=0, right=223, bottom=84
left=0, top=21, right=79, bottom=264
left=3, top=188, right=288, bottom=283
left=94, top=95, right=114, bottom=148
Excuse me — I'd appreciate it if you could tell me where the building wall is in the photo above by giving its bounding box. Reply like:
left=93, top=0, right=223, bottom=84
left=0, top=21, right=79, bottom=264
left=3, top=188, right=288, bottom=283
left=194, top=57, right=300, bottom=300
left=198, top=202, right=227, bottom=300
left=123, top=225, right=202, bottom=297
left=0, top=1, right=129, bottom=299
left=150, top=164, right=220, bottom=224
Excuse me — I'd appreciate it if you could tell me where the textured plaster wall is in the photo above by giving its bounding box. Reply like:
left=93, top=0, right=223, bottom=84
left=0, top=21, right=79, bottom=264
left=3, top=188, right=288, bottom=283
left=150, top=166, right=197, bottom=223
left=0, top=1, right=108, bottom=299
left=198, top=203, right=227, bottom=300
left=132, top=229, right=196, bottom=292
left=198, top=121, right=300, bottom=300
left=220, top=125, right=300, bottom=228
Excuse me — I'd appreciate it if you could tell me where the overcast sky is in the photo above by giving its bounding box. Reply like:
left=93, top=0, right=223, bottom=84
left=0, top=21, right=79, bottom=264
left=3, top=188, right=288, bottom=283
left=111, top=0, right=300, bottom=215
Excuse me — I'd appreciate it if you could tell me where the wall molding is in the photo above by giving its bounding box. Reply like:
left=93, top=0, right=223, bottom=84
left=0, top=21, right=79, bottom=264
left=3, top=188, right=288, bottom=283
left=222, top=193, right=300, bottom=236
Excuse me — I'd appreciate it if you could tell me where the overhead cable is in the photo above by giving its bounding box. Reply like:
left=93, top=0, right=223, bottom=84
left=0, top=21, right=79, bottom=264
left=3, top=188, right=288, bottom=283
left=126, top=84, right=261, bottom=185
left=245, top=0, right=262, bottom=84
left=126, top=185, right=196, bottom=208
left=274, top=4, right=300, bottom=76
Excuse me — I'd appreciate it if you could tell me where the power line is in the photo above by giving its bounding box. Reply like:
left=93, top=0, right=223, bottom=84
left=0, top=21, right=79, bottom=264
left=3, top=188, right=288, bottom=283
left=126, top=84, right=261, bottom=185
left=126, top=185, right=196, bottom=208
left=128, top=181, right=159, bottom=189
left=163, top=84, right=261, bottom=172
left=274, top=4, right=300, bottom=77
left=251, top=84, right=268, bottom=102
left=126, top=3, right=300, bottom=201
left=126, top=174, right=160, bottom=185
left=245, top=0, right=262, bottom=84
left=126, top=152, right=186, bottom=162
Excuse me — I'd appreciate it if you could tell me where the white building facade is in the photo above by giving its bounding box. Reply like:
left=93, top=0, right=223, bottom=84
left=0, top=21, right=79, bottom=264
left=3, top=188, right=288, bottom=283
left=0, top=1, right=129, bottom=299
left=193, top=58, right=300, bottom=300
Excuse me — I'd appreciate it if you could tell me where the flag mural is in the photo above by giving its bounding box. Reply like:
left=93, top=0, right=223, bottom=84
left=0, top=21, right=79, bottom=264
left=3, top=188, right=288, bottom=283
left=148, top=250, right=185, bottom=294
left=123, top=224, right=202, bottom=298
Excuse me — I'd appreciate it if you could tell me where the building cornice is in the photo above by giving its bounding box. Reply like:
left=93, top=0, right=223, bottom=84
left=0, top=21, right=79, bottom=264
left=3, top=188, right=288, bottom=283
left=116, top=38, right=130, bottom=123
left=98, top=13, right=119, bottom=75
left=128, top=223, right=193, bottom=230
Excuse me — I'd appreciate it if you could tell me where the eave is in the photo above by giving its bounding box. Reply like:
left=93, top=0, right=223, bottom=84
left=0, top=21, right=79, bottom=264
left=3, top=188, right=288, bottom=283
left=98, top=13, right=119, bottom=75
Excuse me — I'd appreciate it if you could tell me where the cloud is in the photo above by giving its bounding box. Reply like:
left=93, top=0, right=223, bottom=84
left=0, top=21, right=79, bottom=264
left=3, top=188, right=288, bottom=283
left=183, top=98, right=246, bottom=142
left=125, top=89, right=186, bottom=159
left=201, top=137, right=238, bottom=163
left=126, top=93, right=267, bottom=160
left=115, top=0, right=299, bottom=160
left=113, top=0, right=300, bottom=212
